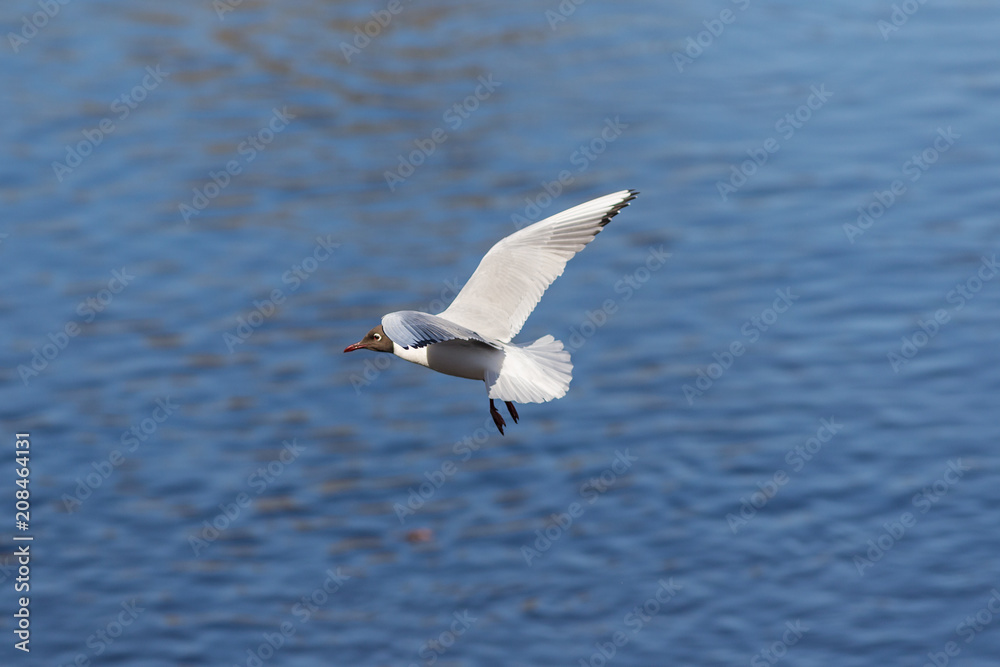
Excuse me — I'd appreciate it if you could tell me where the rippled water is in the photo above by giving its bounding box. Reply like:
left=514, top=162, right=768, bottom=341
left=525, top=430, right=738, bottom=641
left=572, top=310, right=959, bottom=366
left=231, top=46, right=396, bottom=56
left=3, top=1, right=1000, bottom=665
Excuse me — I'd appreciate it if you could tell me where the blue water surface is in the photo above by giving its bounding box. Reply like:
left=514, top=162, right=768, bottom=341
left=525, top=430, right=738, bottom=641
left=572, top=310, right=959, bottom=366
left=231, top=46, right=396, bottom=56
left=2, top=0, right=1000, bottom=665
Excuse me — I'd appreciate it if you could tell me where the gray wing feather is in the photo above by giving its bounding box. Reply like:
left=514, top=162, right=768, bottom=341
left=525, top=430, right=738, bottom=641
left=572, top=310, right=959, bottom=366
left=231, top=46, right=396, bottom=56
left=382, top=311, right=498, bottom=349
left=439, top=190, right=638, bottom=343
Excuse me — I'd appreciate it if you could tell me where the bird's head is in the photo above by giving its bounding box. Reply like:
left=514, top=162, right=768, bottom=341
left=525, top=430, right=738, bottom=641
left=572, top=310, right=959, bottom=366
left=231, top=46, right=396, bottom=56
left=344, top=325, right=394, bottom=353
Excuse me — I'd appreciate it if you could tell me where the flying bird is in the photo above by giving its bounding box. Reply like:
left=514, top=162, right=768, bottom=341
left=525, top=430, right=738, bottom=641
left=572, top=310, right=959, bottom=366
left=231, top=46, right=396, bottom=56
left=345, top=189, right=639, bottom=434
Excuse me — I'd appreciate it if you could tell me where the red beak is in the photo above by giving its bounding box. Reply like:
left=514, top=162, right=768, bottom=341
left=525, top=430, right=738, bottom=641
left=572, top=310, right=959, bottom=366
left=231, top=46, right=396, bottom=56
left=343, top=342, right=366, bottom=353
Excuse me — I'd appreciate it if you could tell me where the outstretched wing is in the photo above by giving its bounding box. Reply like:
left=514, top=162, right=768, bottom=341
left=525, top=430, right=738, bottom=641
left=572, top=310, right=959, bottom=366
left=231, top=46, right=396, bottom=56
left=382, top=310, right=499, bottom=350
left=439, top=190, right=638, bottom=343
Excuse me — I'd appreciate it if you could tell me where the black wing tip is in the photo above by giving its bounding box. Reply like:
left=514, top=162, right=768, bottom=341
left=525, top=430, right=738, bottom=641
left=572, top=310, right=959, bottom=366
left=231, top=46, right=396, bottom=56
left=599, top=189, right=640, bottom=227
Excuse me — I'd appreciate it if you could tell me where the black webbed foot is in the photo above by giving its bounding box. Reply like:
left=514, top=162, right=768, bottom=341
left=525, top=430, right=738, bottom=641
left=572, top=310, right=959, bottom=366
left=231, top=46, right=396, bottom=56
left=489, top=399, right=506, bottom=435
left=505, top=401, right=519, bottom=424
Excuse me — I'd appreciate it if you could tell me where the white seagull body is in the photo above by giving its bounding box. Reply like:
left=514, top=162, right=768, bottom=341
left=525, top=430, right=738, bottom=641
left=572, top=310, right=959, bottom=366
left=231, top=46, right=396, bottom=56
left=345, top=189, right=638, bottom=433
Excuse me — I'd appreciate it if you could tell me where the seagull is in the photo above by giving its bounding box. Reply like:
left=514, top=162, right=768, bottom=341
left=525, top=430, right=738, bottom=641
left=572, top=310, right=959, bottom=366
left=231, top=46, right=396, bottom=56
left=344, top=189, right=638, bottom=434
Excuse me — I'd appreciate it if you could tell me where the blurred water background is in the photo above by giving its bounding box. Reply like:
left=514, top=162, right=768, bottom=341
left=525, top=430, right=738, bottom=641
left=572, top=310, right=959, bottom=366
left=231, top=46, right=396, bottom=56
left=2, top=0, right=1000, bottom=665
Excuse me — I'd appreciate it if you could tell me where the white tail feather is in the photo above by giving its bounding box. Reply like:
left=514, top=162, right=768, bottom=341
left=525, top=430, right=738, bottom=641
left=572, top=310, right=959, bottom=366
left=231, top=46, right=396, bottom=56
left=486, top=335, right=573, bottom=403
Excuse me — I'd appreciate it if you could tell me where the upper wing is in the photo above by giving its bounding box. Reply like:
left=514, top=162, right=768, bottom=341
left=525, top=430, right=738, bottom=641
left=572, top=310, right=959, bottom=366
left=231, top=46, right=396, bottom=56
left=439, top=189, right=638, bottom=343
left=382, top=310, right=499, bottom=350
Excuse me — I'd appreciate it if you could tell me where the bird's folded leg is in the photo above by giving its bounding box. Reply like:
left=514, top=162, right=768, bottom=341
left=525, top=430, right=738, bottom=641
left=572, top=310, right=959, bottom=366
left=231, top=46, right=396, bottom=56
left=505, top=401, right=519, bottom=424
left=489, top=399, right=506, bottom=435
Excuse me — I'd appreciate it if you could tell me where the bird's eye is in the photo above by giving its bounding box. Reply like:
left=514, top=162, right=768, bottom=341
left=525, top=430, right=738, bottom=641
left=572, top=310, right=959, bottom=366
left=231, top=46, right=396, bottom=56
left=373, top=333, right=382, bottom=341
